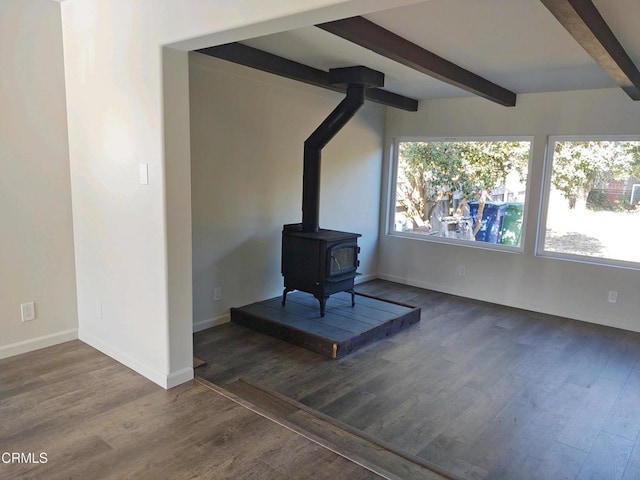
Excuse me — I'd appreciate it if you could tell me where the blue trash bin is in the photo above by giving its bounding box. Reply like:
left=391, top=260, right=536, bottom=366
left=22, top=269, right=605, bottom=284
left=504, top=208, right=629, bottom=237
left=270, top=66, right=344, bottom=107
left=468, top=201, right=508, bottom=243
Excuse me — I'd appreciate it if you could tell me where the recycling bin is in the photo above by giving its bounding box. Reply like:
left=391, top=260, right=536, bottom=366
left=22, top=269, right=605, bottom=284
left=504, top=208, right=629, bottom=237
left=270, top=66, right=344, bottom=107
left=500, top=203, right=524, bottom=246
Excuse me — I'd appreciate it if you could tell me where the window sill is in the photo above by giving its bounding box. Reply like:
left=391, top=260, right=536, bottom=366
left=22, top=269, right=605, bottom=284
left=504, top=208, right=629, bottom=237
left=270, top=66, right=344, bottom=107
left=387, top=231, right=524, bottom=254
left=536, top=250, right=640, bottom=271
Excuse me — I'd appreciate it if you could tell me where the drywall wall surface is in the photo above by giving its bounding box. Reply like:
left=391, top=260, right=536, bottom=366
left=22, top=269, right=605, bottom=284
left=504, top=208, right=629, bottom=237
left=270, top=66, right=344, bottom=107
left=381, top=88, right=640, bottom=332
left=0, top=0, right=78, bottom=359
left=59, top=0, right=422, bottom=387
left=189, top=54, right=384, bottom=329
left=163, top=47, right=195, bottom=384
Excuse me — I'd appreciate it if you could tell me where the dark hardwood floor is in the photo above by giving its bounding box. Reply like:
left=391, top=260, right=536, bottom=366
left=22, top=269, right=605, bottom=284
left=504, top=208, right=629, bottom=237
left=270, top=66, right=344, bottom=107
left=195, top=280, right=640, bottom=480
left=0, top=341, right=384, bottom=480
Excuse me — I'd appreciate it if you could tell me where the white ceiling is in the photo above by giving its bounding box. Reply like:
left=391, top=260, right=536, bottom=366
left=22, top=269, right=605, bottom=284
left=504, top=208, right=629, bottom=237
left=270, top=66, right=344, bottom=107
left=240, top=0, right=640, bottom=102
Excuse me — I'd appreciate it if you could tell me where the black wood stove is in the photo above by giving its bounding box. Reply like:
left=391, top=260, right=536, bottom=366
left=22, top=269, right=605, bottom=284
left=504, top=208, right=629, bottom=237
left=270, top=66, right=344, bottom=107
left=281, top=66, right=384, bottom=316
left=282, top=224, right=360, bottom=317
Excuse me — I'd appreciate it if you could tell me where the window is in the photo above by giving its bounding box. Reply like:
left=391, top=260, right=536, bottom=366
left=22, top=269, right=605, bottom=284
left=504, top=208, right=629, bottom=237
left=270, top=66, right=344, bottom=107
left=390, top=138, right=532, bottom=249
left=540, top=137, right=640, bottom=266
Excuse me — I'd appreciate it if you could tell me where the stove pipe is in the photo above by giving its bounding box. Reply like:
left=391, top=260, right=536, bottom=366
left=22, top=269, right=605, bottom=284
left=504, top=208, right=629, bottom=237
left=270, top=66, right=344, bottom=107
left=301, top=66, right=384, bottom=233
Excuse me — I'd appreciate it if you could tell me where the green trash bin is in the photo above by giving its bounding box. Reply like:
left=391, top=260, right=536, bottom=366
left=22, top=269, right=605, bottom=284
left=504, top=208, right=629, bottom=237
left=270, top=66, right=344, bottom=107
left=500, top=203, right=523, bottom=246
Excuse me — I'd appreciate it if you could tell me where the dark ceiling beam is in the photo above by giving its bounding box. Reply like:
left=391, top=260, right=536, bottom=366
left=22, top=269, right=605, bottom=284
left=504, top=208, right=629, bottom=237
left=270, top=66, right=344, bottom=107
left=540, top=0, right=640, bottom=100
left=317, top=16, right=517, bottom=107
left=197, top=43, right=418, bottom=112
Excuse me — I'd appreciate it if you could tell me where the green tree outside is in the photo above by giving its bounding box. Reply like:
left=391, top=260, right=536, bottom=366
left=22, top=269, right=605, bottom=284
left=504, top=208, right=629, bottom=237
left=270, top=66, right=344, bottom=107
left=551, top=141, right=638, bottom=209
left=396, top=140, right=530, bottom=233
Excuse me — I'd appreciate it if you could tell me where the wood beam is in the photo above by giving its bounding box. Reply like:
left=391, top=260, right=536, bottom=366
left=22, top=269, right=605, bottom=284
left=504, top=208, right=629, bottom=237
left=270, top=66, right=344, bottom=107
left=317, top=16, right=516, bottom=107
left=540, top=0, right=640, bottom=100
left=196, top=43, right=419, bottom=112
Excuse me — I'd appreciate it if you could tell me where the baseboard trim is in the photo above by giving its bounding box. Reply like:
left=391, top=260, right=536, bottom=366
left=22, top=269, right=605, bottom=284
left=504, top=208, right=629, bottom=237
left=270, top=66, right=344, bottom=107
left=0, top=329, right=78, bottom=360
left=193, top=313, right=230, bottom=333
left=166, top=366, right=195, bottom=388
left=377, top=273, right=564, bottom=314
left=354, top=273, right=378, bottom=285
left=78, top=329, right=193, bottom=389
left=376, top=273, right=636, bottom=332
left=376, top=274, right=438, bottom=292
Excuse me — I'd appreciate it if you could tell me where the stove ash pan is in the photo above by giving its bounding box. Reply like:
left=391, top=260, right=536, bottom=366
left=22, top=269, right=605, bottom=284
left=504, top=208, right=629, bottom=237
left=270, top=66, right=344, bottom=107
left=281, top=223, right=361, bottom=317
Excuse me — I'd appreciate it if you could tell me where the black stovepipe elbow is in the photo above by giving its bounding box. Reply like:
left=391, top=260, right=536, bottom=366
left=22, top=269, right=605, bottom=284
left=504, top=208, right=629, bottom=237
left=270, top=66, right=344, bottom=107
left=301, top=84, right=365, bottom=233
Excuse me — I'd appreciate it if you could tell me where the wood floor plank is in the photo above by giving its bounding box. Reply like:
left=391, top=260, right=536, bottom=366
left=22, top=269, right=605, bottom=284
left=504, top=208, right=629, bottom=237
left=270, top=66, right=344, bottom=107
left=504, top=380, right=587, bottom=456
left=219, top=379, right=454, bottom=480
left=598, top=342, right=640, bottom=384
left=0, top=341, right=385, bottom=480
left=444, top=373, right=528, bottom=446
left=531, top=442, right=588, bottom=480
left=482, top=448, right=540, bottom=480
left=602, top=370, right=640, bottom=441
left=416, top=433, right=484, bottom=480
left=195, top=279, right=640, bottom=480
left=623, top=440, right=640, bottom=480
left=576, top=431, right=635, bottom=480
left=557, top=375, right=625, bottom=452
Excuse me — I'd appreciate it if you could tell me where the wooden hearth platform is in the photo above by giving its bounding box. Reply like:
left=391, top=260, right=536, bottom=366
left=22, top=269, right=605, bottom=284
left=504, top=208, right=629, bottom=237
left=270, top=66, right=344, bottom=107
left=230, top=291, right=421, bottom=359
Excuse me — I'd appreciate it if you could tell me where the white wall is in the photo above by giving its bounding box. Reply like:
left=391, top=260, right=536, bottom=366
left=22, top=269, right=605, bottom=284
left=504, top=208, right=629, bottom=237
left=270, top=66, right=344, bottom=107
left=0, top=0, right=77, bottom=359
left=59, top=0, right=424, bottom=388
left=190, top=54, right=384, bottom=330
left=381, top=88, right=640, bottom=332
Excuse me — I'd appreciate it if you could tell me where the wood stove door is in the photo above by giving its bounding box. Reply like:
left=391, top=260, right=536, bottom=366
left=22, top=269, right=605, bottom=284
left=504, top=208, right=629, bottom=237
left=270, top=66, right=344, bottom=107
left=326, top=242, right=359, bottom=279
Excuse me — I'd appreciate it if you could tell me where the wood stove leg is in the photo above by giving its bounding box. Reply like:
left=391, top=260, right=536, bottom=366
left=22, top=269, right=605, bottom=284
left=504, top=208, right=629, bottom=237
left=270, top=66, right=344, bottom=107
left=350, top=289, right=355, bottom=307
left=282, top=288, right=292, bottom=307
left=318, top=296, right=327, bottom=317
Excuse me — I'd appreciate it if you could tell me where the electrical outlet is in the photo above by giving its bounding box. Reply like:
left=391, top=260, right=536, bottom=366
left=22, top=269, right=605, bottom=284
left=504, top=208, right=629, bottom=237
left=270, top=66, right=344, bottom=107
left=21, top=302, right=35, bottom=322
left=458, top=265, right=466, bottom=276
left=97, top=302, right=103, bottom=320
left=214, top=287, right=222, bottom=302
left=608, top=290, right=618, bottom=303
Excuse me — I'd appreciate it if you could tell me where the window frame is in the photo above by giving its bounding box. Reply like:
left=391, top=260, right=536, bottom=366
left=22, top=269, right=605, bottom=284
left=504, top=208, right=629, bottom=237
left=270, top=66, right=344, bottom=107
left=537, top=134, right=640, bottom=270
left=387, top=135, right=535, bottom=253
